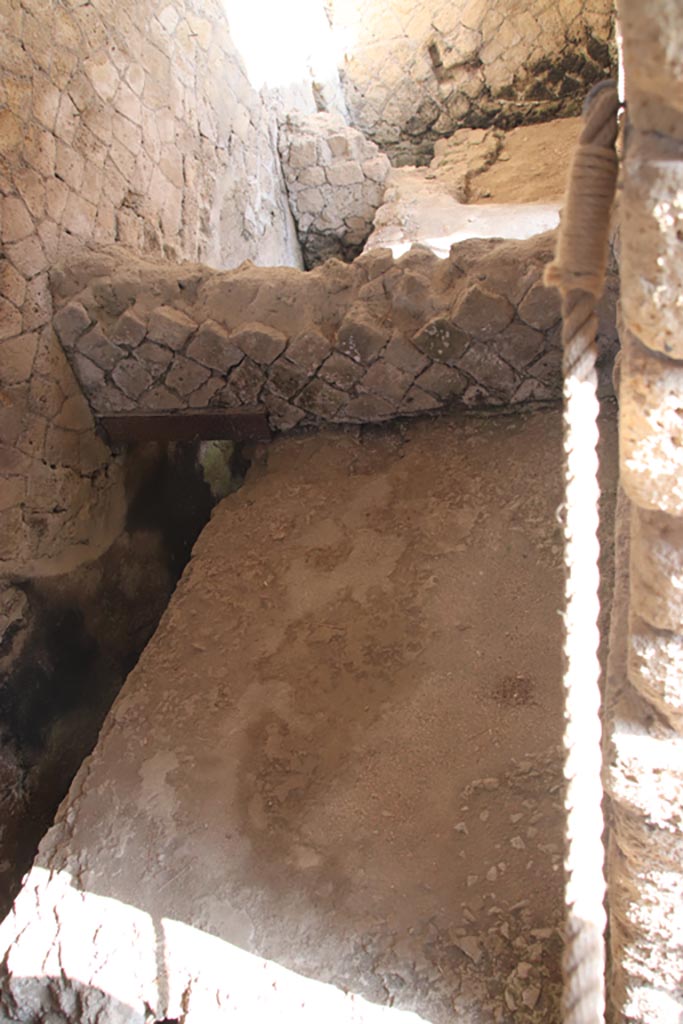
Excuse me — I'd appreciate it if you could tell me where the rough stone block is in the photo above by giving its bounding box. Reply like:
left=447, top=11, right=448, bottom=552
left=263, top=393, right=306, bottom=431
left=629, top=616, right=683, bottom=730
left=326, top=161, right=364, bottom=187
left=319, top=352, right=365, bottom=389
left=343, top=394, right=394, bottom=421
left=187, top=320, right=243, bottom=372
left=621, top=134, right=683, bottom=357
left=400, top=386, right=442, bottom=414
left=231, top=322, right=287, bottom=365
left=53, top=301, right=92, bottom=348
left=147, top=305, right=197, bottom=351
left=458, top=344, right=518, bottom=396
left=111, top=309, right=147, bottom=346
left=0, top=333, right=38, bottom=385
left=285, top=330, right=330, bottom=372
left=73, top=353, right=105, bottom=392
left=0, top=259, right=26, bottom=308
left=518, top=280, right=561, bottom=330
left=265, top=359, right=310, bottom=400
left=361, top=360, right=413, bottom=402
left=384, top=335, right=430, bottom=375
left=0, top=297, right=22, bottom=341
left=221, top=359, right=265, bottom=406
left=452, top=284, right=515, bottom=336
left=139, top=385, right=179, bottom=411
left=78, top=326, right=120, bottom=371
left=494, top=324, right=546, bottom=369
left=6, top=236, right=48, bottom=278
left=413, top=318, right=469, bottom=364
left=165, top=356, right=211, bottom=397
left=112, top=357, right=153, bottom=401
left=1, top=197, right=34, bottom=244
left=620, top=329, right=683, bottom=515
left=631, top=506, right=683, bottom=631
left=336, top=315, right=388, bottom=363
left=296, top=378, right=346, bottom=418
left=416, top=363, right=468, bottom=399
left=136, top=341, right=173, bottom=376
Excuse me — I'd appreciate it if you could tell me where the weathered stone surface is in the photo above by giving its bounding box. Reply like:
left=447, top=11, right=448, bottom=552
left=221, top=359, right=265, bottom=406
left=0, top=333, right=38, bottom=386
left=458, top=344, right=518, bottom=396
left=296, top=378, right=346, bottom=417
left=620, top=328, right=683, bottom=515
left=78, top=325, right=120, bottom=371
left=416, top=363, right=468, bottom=399
left=111, top=308, right=147, bottom=346
left=343, top=393, right=395, bottom=420
left=165, top=355, right=211, bottom=397
left=361, top=359, right=413, bottom=401
left=452, top=285, right=515, bottom=337
left=336, top=315, right=388, bottom=363
left=319, top=352, right=366, bottom=389
left=518, top=280, right=561, bottom=331
left=631, top=506, right=683, bottom=632
left=413, top=317, right=469, bottom=364
left=136, top=341, right=173, bottom=375
left=495, top=324, right=546, bottom=369
left=147, top=305, right=197, bottom=351
left=629, top=616, right=683, bottom=730
left=286, top=329, right=331, bottom=371
left=187, top=320, right=242, bottom=372
left=52, top=300, right=91, bottom=348
left=111, top=356, right=153, bottom=401
left=230, top=322, right=287, bottom=366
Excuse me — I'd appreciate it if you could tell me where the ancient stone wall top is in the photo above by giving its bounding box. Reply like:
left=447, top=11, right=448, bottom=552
left=50, top=234, right=618, bottom=434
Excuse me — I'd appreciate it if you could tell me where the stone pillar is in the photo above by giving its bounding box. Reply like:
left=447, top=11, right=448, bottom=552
left=606, top=3, right=683, bottom=1019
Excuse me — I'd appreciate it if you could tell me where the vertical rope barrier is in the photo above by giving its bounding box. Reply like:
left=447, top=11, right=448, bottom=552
left=544, top=80, right=620, bottom=1024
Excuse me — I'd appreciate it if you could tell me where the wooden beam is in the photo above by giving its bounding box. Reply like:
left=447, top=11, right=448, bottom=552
left=98, top=407, right=271, bottom=444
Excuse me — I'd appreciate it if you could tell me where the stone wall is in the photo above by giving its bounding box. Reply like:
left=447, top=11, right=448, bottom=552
left=50, top=233, right=618, bottom=433
left=0, top=0, right=309, bottom=577
left=328, top=0, right=615, bottom=164
left=605, top=3, right=683, bottom=1021
left=278, top=113, right=390, bottom=268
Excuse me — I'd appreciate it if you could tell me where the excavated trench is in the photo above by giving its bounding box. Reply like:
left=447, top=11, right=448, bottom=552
left=0, top=441, right=249, bottom=920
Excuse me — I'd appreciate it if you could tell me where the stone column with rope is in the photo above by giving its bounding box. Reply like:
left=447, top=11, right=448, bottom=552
left=605, top=2, right=683, bottom=1020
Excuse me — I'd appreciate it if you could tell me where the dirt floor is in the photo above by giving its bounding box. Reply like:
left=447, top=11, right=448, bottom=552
left=470, top=119, right=581, bottom=204
left=0, top=403, right=619, bottom=1024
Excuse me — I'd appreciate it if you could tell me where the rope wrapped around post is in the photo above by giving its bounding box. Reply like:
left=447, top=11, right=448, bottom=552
left=544, top=80, right=620, bottom=1024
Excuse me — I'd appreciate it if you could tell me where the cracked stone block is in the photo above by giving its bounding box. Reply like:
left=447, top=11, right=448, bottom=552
left=527, top=349, right=562, bottom=387
left=336, top=315, right=388, bottom=363
left=495, top=324, right=546, bottom=369
left=296, top=378, right=346, bottom=418
left=458, top=344, right=518, bottom=396
left=285, top=330, right=331, bottom=372
left=231, top=322, right=287, bottom=366
left=265, top=358, right=310, bottom=400
left=416, top=363, right=468, bottom=399
left=53, top=301, right=91, bottom=348
left=319, top=352, right=366, bottom=390
left=452, top=285, right=515, bottom=336
left=221, top=359, right=265, bottom=405
left=111, top=308, right=147, bottom=346
left=147, top=305, right=197, bottom=351
left=188, top=377, right=223, bottom=408
left=91, top=383, right=136, bottom=413
left=187, top=320, right=243, bottom=373
left=165, top=356, right=211, bottom=398
left=413, top=318, right=469, bottom=364
left=139, top=385, right=180, bottom=411
left=72, top=353, right=105, bottom=392
left=78, top=325, right=120, bottom=371
left=263, top=392, right=306, bottom=431
left=390, top=272, right=433, bottom=324
left=384, top=335, right=430, bottom=375
left=510, top=378, right=559, bottom=403
left=0, top=260, right=26, bottom=309
left=112, top=357, right=153, bottom=401
left=136, top=341, right=173, bottom=377
left=361, top=360, right=413, bottom=402
left=343, top=393, right=395, bottom=421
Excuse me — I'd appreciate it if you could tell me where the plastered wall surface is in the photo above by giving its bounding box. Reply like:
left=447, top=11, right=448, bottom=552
left=328, top=0, right=614, bottom=164
left=0, top=0, right=310, bottom=577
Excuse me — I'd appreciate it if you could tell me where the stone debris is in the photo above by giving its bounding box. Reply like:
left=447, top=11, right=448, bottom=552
left=279, top=112, right=391, bottom=267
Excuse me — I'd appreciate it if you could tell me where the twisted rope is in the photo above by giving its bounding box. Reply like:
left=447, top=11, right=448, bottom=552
left=544, top=81, right=620, bottom=1024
